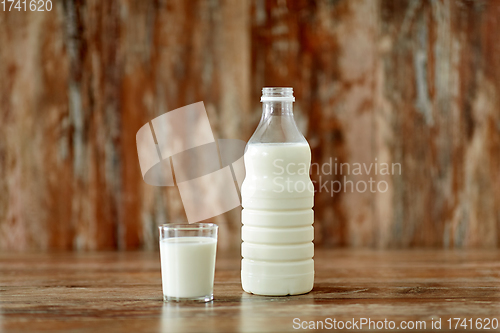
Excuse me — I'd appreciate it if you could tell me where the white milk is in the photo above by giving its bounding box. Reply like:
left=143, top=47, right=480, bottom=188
left=241, top=143, right=314, bottom=296
left=160, top=237, right=217, bottom=299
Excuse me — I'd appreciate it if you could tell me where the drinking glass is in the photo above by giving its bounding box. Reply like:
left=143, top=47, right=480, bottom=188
left=159, top=223, right=218, bottom=302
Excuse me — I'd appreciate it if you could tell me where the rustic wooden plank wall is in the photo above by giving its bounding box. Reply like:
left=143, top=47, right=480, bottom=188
left=0, top=0, right=499, bottom=251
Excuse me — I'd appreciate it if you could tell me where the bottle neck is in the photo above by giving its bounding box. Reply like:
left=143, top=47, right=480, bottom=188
left=262, top=101, right=294, bottom=117
left=248, top=100, right=305, bottom=144
left=249, top=87, right=305, bottom=144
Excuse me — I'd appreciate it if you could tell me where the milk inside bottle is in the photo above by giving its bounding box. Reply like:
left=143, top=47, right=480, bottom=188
left=241, top=87, right=314, bottom=296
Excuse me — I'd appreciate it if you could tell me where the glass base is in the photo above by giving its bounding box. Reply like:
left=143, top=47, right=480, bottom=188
left=163, top=293, right=213, bottom=302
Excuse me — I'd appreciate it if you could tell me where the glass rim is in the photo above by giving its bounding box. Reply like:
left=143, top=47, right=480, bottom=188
left=158, top=223, right=218, bottom=231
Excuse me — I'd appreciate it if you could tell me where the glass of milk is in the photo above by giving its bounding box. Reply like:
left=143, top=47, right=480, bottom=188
left=159, top=223, right=218, bottom=302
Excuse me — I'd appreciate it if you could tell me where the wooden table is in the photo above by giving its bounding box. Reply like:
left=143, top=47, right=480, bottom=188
left=1, top=250, right=499, bottom=332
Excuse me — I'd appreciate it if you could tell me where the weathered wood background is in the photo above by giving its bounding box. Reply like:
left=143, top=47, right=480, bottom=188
left=0, top=0, right=499, bottom=251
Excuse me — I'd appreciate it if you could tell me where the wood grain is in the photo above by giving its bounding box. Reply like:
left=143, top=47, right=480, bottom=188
left=0, top=0, right=499, bottom=250
left=1, top=249, right=500, bottom=332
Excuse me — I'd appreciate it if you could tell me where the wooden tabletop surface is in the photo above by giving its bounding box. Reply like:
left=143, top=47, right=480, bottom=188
left=1, top=249, right=499, bottom=332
